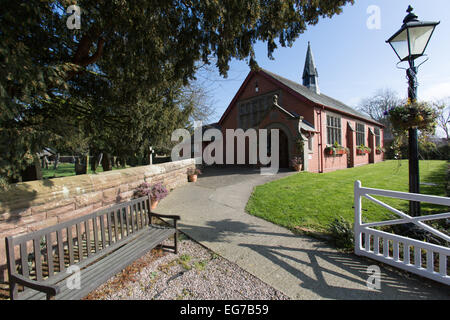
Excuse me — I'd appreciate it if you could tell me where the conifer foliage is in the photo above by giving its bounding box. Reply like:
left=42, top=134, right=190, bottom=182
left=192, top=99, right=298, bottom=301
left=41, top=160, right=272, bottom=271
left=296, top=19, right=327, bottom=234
left=1, top=0, right=353, bottom=181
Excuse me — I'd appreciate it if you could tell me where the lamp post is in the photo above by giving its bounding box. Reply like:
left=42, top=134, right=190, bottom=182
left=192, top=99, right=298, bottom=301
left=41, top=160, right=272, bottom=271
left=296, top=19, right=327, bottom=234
left=386, top=6, right=439, bottom=216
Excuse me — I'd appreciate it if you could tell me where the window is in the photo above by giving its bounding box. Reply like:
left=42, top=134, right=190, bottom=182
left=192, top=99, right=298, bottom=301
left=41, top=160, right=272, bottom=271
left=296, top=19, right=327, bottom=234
left=356, top=123, right=365, bottom=146
left=327, top=115, right=341, bottom=145
left=238, top=92, right=279, bottom=129
left=374, top=127, right=381, bottom=147
left=308, top=136, right=313, bottom=151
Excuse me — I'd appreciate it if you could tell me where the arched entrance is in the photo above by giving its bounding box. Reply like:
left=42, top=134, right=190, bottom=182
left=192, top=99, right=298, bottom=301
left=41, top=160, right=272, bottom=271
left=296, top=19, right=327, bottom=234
left=279, top=130, right=290, bottom=168
left=264, top=122, right=293, bottom=169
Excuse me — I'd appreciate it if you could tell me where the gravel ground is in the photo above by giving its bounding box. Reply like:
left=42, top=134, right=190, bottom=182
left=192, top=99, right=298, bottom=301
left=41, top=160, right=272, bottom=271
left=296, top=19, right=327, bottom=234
left=85, top=233, right=289, bottom=300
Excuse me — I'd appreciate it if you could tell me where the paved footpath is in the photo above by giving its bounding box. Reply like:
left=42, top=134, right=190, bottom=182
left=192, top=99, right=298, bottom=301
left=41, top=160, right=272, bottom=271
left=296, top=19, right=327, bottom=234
left=156, top=167, right=449, bottom=300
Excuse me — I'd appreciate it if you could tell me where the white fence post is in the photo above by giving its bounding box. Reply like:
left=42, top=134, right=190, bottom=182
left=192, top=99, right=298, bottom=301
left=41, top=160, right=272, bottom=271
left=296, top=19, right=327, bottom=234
left=354, top=180, right=362, bottom=255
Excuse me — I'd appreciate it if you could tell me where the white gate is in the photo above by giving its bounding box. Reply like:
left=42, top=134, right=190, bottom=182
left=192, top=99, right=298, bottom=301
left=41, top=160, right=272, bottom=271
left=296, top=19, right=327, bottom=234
left=354, top=180, right=450, bottom=285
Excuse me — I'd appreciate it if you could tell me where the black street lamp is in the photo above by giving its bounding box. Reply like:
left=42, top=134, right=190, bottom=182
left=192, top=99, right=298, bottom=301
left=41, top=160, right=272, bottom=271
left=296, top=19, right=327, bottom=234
left=386, top=6, right=439, bottom=216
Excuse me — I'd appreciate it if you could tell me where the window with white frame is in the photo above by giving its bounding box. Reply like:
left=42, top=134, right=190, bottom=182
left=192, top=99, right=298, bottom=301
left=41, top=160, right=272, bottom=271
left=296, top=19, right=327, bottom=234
left=327, top=114, right=341, bottom=145
left=374, top=127, right=381, bottom=147
left=356, top=123, right=365, bottom=146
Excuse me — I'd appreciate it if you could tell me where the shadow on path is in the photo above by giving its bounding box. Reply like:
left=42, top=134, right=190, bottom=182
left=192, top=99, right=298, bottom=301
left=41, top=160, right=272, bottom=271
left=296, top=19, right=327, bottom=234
left=178, top=218, right=450, bottom=300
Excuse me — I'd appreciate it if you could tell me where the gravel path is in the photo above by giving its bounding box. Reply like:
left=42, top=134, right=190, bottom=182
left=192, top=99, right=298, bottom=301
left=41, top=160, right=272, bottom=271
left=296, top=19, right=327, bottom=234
left=85, top=234, right=289, bottom=300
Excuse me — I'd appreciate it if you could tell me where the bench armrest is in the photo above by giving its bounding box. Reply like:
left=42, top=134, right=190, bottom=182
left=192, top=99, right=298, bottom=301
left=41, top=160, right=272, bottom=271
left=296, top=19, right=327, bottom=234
left=149, top=212, right=181, bottom=221
left=10, top=274, right=60, bottom=298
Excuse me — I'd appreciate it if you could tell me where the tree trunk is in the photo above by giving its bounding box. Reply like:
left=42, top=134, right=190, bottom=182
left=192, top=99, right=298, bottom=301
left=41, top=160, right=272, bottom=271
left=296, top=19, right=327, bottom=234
left=21, top=155, right=43, bottom=181
left=91, top=155, right=97, bottom=173
left=75, top=157, right=86, bottom=175
left=53, top=153, right=60, bottom=170
left=101, top=153, right=112, bottom=171
left=41, top=156, right=49, bottom=169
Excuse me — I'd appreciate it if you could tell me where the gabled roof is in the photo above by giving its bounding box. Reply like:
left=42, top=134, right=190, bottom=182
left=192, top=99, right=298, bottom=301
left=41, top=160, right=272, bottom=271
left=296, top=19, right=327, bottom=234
left=218, top=69, right=384, bottom=127
left=261, top=69, right=383, bottom=126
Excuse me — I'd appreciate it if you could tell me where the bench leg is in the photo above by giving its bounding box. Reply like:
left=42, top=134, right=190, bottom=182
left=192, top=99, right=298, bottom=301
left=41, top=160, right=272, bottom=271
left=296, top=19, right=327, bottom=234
left=46, top=293, right=55, bottom=300
left=9, top=280, right=17, bottom=300
left=174, top=230, right=178, bottom=254
left=174, top=220, right=178, bottom=254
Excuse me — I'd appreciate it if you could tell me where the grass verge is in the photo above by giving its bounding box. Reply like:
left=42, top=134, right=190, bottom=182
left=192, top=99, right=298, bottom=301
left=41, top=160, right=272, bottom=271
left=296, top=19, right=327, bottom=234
left=246, top=160, right=448, bottom=237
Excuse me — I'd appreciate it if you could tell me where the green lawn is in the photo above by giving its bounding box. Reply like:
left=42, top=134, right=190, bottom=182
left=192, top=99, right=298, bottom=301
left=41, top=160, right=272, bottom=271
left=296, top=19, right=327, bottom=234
left=246, top=160, right=449, bottom=234
left=42, top=163, right=130, bottom=179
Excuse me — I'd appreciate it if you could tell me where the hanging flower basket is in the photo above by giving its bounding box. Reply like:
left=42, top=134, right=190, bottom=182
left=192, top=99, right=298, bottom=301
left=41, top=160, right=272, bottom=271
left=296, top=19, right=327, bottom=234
left=386, top=101, right=437, bottom=132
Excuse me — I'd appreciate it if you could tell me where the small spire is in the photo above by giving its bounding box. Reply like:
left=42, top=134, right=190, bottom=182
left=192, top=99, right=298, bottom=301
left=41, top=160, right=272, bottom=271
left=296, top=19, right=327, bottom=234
left=302, top=42, right=320, bottom=94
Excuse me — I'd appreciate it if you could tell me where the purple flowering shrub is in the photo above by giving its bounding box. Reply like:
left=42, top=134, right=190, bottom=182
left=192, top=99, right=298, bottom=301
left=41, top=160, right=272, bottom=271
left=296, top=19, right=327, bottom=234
left=134, top=182, right=152, bottom=198
left=134, top=182, right=168, bottom=201
left=150, top=182, right=169, bottom=201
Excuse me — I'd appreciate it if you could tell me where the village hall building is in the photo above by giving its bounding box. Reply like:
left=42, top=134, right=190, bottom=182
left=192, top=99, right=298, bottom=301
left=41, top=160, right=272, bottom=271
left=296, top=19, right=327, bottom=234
left=207, top=43, right=384, bottom=173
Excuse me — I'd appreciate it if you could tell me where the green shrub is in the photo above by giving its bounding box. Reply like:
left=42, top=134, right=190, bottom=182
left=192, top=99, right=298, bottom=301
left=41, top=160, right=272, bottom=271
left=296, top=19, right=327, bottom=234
left=328, top=216, right=354, bottom=250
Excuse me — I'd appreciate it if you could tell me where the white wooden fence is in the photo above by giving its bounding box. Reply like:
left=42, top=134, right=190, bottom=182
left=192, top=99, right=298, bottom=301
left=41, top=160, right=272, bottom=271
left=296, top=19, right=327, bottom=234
left=354, top=180, right=450, bottom=286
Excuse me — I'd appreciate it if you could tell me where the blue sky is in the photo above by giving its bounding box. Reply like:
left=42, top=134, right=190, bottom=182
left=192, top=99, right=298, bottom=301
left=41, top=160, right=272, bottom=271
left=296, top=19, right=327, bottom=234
left=198, top=0, right=450, bottom=123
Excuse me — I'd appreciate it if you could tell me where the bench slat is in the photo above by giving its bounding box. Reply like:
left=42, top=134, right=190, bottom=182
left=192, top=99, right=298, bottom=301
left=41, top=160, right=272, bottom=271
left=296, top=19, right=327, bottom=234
left=119, top=208, right=125, bottom=239
left=143, top=199, right=149, bottom=226
left=100, top=214, right=106, bottom=250
left=76, top=224, right=83, bottom=262
left=125, top=206, right=130, bottom=236
left=20, top=243, right=29, bottom=278
left=107, top=211, right=113, bottom=245
left=33, top=238, right=43, bottom=281
left=92, top=217, right=99, bottom=254
left=67, top=227, right=74, bottom=265
left=85, top=220, right=91, bottom=257
left=138, top=202, right=144, bottom=229
left=46, top=233, right=54, bottom=277
left=57, top=230, right=65, bottom=272
left=130, top=204, right=136, bottom=233
left=113, top=209, right=119, bottom=242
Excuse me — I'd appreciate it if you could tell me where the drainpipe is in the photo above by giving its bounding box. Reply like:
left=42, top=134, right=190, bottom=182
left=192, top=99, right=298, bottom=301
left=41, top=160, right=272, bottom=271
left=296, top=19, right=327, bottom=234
left=316, top=106, right=324, bottom=173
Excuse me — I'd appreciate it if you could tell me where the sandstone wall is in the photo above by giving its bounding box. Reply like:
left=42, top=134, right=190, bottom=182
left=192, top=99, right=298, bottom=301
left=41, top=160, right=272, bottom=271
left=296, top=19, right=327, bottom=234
left=0, top=159, right=195, bottom=280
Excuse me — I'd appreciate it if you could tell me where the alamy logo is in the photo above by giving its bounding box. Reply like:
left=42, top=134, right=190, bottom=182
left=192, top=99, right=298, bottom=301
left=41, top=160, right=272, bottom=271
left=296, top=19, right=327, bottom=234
left=366, top=5, right=381, bottom=30
left=171, top=121, right=281, bottom=175
left=66, top=5, right=81, bottom=30
left=366, top=265, right=381, bottom=290
left=66, top=265, right=81, bottom=290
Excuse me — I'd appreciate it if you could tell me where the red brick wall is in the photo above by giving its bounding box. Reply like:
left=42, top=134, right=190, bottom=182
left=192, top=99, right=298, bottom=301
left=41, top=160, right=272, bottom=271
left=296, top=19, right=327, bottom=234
left=216, top=71, right=385, bottom=172
left=312, top=109, right=385, bottom=173
left=0, top=159, right=195, bottom=280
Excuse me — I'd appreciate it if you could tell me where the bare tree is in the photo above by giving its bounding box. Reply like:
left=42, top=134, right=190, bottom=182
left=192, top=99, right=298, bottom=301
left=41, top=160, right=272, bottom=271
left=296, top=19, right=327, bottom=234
left=432, top=98, right=450, bottom=140
left=357, top=88, right=403, bottom=122
left=181, top=81, right=216, bottom=124
left=357, top=88, right=404, bottom=141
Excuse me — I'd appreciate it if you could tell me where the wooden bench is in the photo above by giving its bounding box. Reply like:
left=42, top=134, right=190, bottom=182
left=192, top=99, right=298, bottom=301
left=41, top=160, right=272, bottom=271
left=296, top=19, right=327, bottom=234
left=5, top=196, right=180, bottom=300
